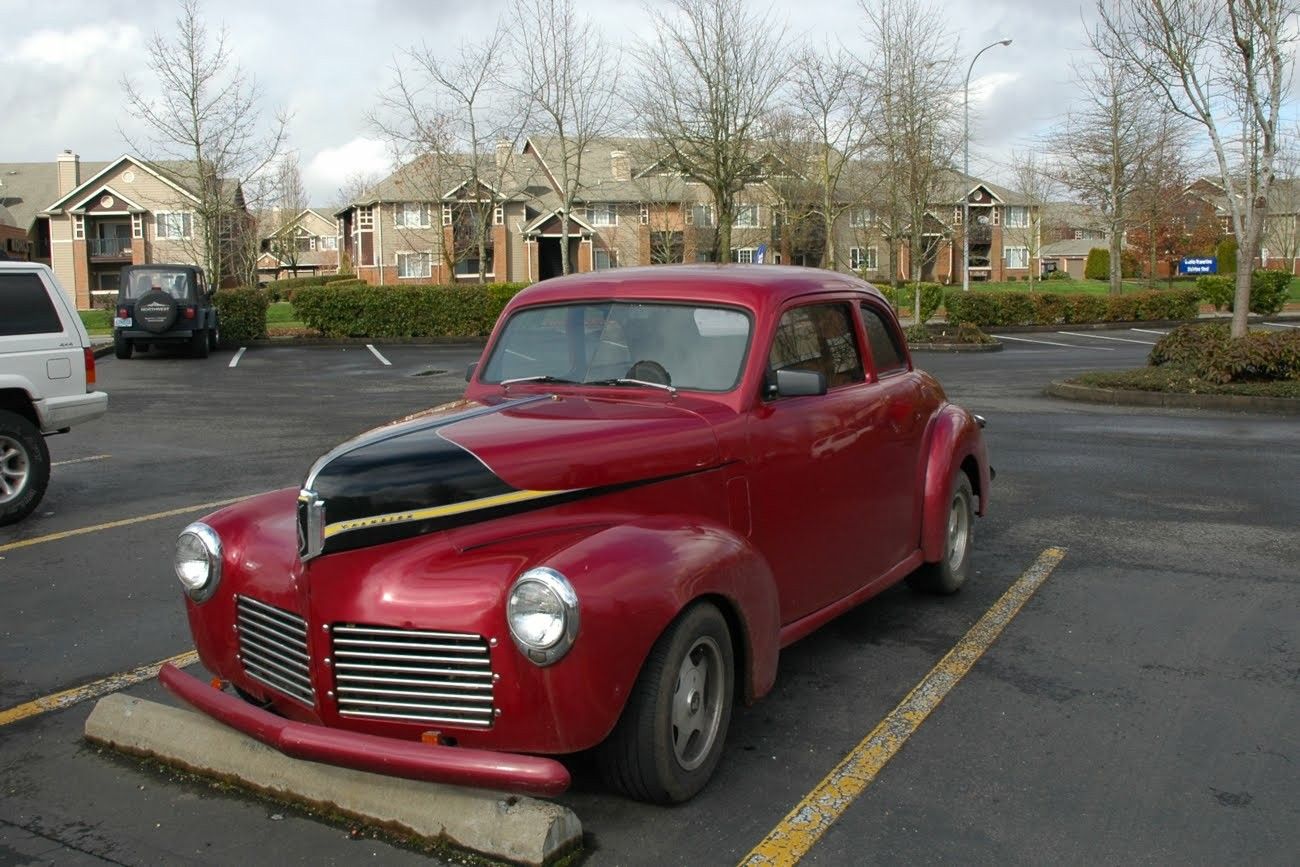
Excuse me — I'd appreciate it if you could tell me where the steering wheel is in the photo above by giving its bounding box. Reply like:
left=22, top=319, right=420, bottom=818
left=626, top=359, right=671, bottom=385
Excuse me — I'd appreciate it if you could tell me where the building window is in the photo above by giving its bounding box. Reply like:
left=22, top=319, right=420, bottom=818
left=494, top=205, right=504, bottom=226
left=357, top=206, right=374, bottom=228
left=650, top=231, right=684, bottom=264
left=395, top=202, right=429, bottom=228
left=734, top=205, right=760, bottom=228
left=1005, top=246, right=1029, bottom=269
left=321, top=236, right=338, bottom=250
left=73, top=215, right=85, bottom=240
left=1074, top=229, right=1083, bottom=240
left=155, top=211, right=193, bottom=240
left=850, top=246, right=877, bottom=271
left=1006, top=206, right=1029, bottom=228
left=397, top=251, right=432, bottom=278
left=131, top=213, right=143, bottom=239
left=732, top=247, right=757, bottom=264
left=688, top=203, right=714, bottom=227
left=639, top=204, right=649, bottom=225
left=594, top=248, right=617, bottom=270
left=587, top=203, right=617, bottom=227
left=296, top=236, right=314, bottom=253
left=992, top=207, right=1000, bottom=226
left=953, top=207, right=963, bottom=225
left=442, top=204, right=453, bottom=226
left=850, top=208, right=874, bottom=228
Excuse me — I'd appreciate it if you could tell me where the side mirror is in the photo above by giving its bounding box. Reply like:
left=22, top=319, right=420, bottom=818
left=765, top=368, right=827, bottom=398
left=465, top=361, right=479, bottom=383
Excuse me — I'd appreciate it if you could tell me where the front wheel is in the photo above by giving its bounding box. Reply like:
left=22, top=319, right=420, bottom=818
left=0, top=410, right=51, bottom=526
left=596, top=603, right=734, bottom=804
left=907, top=472, right=974, bottom=594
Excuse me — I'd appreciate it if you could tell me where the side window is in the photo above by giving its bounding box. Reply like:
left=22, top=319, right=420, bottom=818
left=0, top=272, right=63, bottom=336
left=860, top=303, right=908, bottom=375
left=768, top=303, right=864, bottom=390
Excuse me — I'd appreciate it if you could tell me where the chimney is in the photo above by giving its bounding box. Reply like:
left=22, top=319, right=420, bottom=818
left=610, top=151, right=631, bottom=183
left=56, top=150, right=81, bottom=196
left=496, top=139, right=512, bottom=169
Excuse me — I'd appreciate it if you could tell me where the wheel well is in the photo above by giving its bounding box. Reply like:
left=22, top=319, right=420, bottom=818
left=960, top=455, right=982, bottom=509
left=0, top=389, right=38, bottom=427
left=694, top=593, right=753, bottom=706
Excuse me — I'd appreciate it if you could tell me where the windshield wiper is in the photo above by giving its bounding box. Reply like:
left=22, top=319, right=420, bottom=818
left=587, top=378, right=678, bottom=394
left=499, top=375, right=577, bottom=387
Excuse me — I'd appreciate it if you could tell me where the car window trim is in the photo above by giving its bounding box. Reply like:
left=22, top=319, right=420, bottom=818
left=858, top=299, right=911, bottom=379
left=764, top=297, right=867, bottom=399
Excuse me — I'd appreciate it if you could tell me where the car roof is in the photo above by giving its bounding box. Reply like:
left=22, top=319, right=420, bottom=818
left=122, top=264, right=203, bottom=275
left=508, top=264, right=886, bottom=313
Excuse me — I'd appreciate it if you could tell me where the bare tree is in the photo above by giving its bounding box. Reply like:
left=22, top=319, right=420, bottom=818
left=1048, top=32, right=1157, bottom=294
left=860, top=0, right=961, bottom=315
left=1098, top=0, right=1300, bottom=336
left=1005, top=149, right=1058, bottom=290
left=268, top=154, right=309, bottom=277
left=631, top=0, right=789, bottom=259
left=1126, top=114, right=1201, bottom=282
left=121, top=0, right=288, bottom=288
left=511, top=0, right=618, bottom=275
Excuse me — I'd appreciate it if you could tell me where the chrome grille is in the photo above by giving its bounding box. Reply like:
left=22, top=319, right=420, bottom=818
left=331, top=625, right=496, bottom=729
left=236, top=595, right=314, bottom=706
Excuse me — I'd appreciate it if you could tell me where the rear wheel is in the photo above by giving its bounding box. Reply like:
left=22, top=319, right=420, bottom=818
left=596, top=603, right=734, bottom=803
left=190, top=329, right=210, bottom=358
left=907, top=472, right=974, bottom=594
left=0, top=410, right=51, bottom=526
left=208, top=319, right=220, bottom=350
left=113, top=334, right=132, bottom=359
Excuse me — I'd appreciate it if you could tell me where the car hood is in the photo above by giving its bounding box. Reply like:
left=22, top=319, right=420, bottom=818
left=301, top=394, right=719, bottom=557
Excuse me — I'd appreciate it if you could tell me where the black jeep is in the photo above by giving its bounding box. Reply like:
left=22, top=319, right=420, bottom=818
left=113, top=265, right=220, bottom=359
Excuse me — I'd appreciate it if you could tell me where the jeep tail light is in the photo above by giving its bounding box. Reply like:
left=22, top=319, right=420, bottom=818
left=118, top=307, right=129, bottom=318
left=183, top=306, right=196, bottom=320
left=84, top=348, right=96, bottom=389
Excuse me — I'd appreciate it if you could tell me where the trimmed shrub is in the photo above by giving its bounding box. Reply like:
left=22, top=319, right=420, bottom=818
left=1247, top=269, right=1291, bottom=315
left=1196, top=275, right=1233, bottom=311
left=291, top=282, right=529, bottom=338
left=213, top=287, right=269, bottom=345
left=1062, top=294, right=1108, bottom=324
left=1046, top=269, right=1072, bottom=280
left=1149, top=323, right=1300, bottom=383
left=888, top=282, right=945, bottom=323
left=1084, top=248, right=1109, bottom=280
left=944, top=288, right=1198, bottom=327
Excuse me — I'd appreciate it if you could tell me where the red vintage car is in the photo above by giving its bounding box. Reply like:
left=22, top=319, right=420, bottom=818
left=165, top=265, right=990, bottom=803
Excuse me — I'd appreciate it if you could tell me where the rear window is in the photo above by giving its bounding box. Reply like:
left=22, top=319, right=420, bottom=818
left=124, top=269, right=194, bottom=300
left=0, top=272, right=63, bottom=336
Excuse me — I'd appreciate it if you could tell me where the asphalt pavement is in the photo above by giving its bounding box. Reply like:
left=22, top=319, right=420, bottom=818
left=1, top=336, right=1296, bottom=865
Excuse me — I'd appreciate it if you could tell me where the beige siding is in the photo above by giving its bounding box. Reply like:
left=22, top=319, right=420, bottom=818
left=379, top=202, right=444, bottom=281
left=49, top=217, right=75, bottom=302
left=505, top=203, right=527, bottom=281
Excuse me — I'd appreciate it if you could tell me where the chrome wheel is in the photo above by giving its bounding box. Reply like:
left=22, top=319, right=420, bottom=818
left=671, top=635, right=726, bottom=771
left=946, top=488, right=972, bottom=572
left=0, top=434, right=30, bottom=505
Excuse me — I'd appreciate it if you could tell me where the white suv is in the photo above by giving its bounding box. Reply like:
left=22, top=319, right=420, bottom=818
left=0, top=261, right=109, bottom=524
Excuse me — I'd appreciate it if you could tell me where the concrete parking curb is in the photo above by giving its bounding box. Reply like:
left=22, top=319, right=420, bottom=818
left=84, top=694, right=582, bottom=866
left=1046, top=380, right=1300, bottom=415
left=910, top=341, right=1003, bottom=352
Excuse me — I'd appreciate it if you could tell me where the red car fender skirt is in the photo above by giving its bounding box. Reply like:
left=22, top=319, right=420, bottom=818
left=158, top=663, right=571, bottom=797
left=920, top=407, right=989, bottom=563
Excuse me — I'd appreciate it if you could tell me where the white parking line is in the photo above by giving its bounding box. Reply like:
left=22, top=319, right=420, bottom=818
left=228, top=347, right=247, bottom=368
left=993, top=334, right=1115, bottom=350
left=51, top=454, right=111, bottom=468
left=366, top=344, right=392, bottom=366
left=1058, top=331, right=1157, bottom=345
left=1130, top=328, right=1170, bottom=336
left=1263, top=321, right=1300, bottom=329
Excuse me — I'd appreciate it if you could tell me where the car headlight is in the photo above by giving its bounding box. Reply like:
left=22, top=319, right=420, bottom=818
left=175, top=522, right=222, bottom=603
left=506, top=567, right=579, bottom=666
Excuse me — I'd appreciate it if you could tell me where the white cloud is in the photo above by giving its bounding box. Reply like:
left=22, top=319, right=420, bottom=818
left=303, top=138, right=392, bottom=204
left=14, top=24, right=141, bottom=66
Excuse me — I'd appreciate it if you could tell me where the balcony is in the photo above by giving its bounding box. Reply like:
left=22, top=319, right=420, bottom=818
left=966, top=224, right=992, bottom=245
left=88, top=237, right=133, bottom=259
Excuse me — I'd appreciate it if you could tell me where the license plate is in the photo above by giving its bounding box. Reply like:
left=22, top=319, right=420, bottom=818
left=114, top=317, right=133, bottom=327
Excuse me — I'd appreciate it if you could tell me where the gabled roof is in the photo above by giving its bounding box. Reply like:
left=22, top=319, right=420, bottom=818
left=43, top=155, right=201, bottom=213
left=68, top=184, right=147, bottom=214
left=522, top=207, right=597, bottom=236
left=345, top=150, right=539, bottom=211
left=0, top=160, right=112, bottom=231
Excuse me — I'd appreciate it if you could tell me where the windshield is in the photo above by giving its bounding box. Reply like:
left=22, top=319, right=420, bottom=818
left=481, top=301, right=752, bottom=392
left=123, top=268, right=194, bottom=300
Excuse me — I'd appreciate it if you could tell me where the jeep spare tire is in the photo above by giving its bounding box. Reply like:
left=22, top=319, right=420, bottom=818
left=135, top=290, right=179, bottom=333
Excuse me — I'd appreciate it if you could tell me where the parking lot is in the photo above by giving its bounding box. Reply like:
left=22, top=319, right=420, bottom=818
left=2, top=338, right=1296, bottom=865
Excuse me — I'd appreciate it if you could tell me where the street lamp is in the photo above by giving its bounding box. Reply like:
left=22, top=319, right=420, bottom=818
left=962, top=37, right=1012, bottom=292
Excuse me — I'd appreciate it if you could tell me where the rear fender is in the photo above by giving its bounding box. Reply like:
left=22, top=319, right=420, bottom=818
left=920, top=405, right=990, bottom=563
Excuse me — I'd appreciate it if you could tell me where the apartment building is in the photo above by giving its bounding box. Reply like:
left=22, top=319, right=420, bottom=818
left=258, top=208, right=341, bottom=280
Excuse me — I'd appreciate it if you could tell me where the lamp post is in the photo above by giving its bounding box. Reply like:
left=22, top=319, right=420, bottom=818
left=962, top=37, right=1012, bottom=292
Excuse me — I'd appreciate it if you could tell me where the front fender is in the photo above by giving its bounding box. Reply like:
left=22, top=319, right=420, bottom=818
left=920, top=405, right=990, bottom=563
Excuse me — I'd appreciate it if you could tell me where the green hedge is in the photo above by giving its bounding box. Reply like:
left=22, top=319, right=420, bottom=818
left=886, top=282, right=945, bottom=323
left=291, top=282, right=529, bottom=337
left=1216, top=237, right=1237, bottom=276
left=944, top=288, right=1199, bottom=327
left=213, top=288, right=270, bottom=345
left=1196, top=275, right=1234, bottom=311
left=1197, top=270, right=1291, bottom=315
left=264, top=273, right=357, bottom=291
left=1084, top=248, right=1109, bottom=280
left=1149, top=323, right=1300, bottom=383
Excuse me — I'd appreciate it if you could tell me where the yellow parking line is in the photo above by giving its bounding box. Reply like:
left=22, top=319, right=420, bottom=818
left=0, top=495, right=259, bottom=555
left=0, top=650, right=200, bottom=727
left=739, top=547, right=1068, bottom=867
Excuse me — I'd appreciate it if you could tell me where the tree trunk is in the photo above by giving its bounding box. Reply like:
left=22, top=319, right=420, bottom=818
left=560, top=212, right=571, bottom=275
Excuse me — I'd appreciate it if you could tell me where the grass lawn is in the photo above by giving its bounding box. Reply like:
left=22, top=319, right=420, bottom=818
left=79, top=310, right=111, bottom=336
left=267, top=301, right=303, bottom=328
left=1072, top=365, right=1300, bottom=399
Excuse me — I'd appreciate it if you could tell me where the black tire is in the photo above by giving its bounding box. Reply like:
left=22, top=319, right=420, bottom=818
left=113, top=333, right=132, bottom=360
left=208, top=318, right=220, bottom=350
left=907, top=472, right=975, bottom=595
left=135, top=290, right=179, bottom=333
left=190, top=328, right=210, bottom=358
left=136, top=342, right=150, bottom=353
left=596, top=603, right=734, bottom=804
left=0, top=410, right=51, bottom=526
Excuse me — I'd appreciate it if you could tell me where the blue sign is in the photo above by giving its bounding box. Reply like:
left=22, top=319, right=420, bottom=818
left=1179, top=257, right=1217, bottom=275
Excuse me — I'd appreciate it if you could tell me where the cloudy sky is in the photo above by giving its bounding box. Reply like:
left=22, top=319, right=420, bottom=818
left=1, top=0, right=1106, bottom=205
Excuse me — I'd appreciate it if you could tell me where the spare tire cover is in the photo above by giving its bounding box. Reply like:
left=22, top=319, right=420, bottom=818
left=135, top=290, right=179, bottom=333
